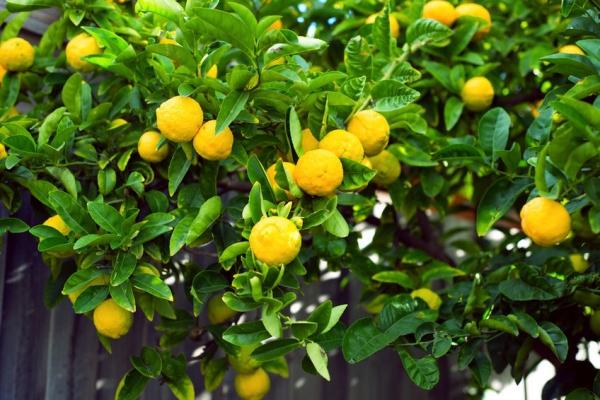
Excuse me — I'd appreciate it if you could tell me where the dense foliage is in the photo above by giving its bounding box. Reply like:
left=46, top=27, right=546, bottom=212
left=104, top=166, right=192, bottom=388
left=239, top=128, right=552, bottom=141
left=2, top=0, right=600, bottom=398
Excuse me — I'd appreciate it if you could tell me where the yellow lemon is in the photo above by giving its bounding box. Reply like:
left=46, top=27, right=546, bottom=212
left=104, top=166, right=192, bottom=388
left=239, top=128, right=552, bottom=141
left=461, top=77, right=494, bottom=112
left=369, top=150, right=401, bottom=186
left=0, top=38, right=35, bottom=72
left=207, top=294, right=239, bottom=324
left=249, top=216, right=302, bottom=266
left=411, top=288, right=442, bottom=310
left=455, top=3, right=491, bottom=41
left=570, top=254, right=590, bottom=273
left=319, top=129, right=364, bottom=162
left=93, top=298, right=134, bottom=339
left=43, top=214, right=75, bottom=258
left=66, top=33, right=103, bottom=73
left=199, top=54, right=218, bottom=78
left=0, top=64, right=7, bottom=85
left=346, top=110, right=390, bottom=157
left=0, top=144, right=7, bottom=159
left=423, top=1, right=457, bottom=27
left=293, top=149, right=344, bottom=196
left=267, top=19, right=282, bottom=31
left=559, top=45, right=585, bottom=55
left=138, top=131, right=170, bottom=163
left=266, top=162, right=297, bottom=200
left=234, top=368, right=271, bottom=400
left=156, top=96, right=204, bottom=143
left=301, top=128, right=319, bottom=152
left=193, top=120, right=234, bottom=161
left=520, top=197, right=571, bottom=247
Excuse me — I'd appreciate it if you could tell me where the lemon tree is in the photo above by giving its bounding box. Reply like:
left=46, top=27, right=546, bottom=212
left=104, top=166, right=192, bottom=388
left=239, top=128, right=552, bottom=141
left=3, top=0, right=600, bottom=398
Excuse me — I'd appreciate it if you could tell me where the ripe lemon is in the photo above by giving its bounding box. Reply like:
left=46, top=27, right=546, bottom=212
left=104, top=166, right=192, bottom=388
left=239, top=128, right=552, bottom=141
left=68, top=274, right=110, bottom=303
left=365, top=13, right=400, bottom=39
left=570, top=254, right=590, bottom=273
left=461, top=77, right=494, bottom=112
left=0, top=144, right=7, bottom=159
left=411, top=288, right=442, bottom=310
left=0, top=38, right=35, bottom=72
left=207, top=294, right=239, bottom=324
left=319, top=129, right=365, bottom=162
left=267, top=19, right=282, bottom=31
left=369, top=150, right=401, bottom=186
left=66, top=33, right=103, bottom=73
left=156, top=96, right=204, bottom=143
left=266, top=162, right=297, bottom=200
left=455, top=3, right=491, bottom=41
left=559, top=45, right=585, bottom=56
left=193, top=120, right=234, bottom=160
left=423, top=1, right=457, bottom=27
left=93, top=298, right=133, bottom=339
left=228, top=343, right=263, bottom=373
left=520, top=197, right=571, bottom=247
left=199, top=54, right=218, bottom=78
left=346, top=110, right=390, bottom=157
left=0, top=64, right=6, bottom=85
left=249, top=216, right=302, bottom=266
left=234, top=368, right=271, bottom=400
left=138, top=131, right=169, bottom=163
left=293, top=149, right=344, bottom=196
left=43, top=214, right=76, bottom=258
left=301, top=128, right=319, bottom=152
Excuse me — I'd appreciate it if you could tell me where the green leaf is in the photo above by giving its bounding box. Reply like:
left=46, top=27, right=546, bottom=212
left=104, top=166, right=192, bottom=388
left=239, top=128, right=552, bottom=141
left=397, top=348, right=439, bottom=390
left=479, top=315, right=519, bottom=336
left=498, top=264, right=557, bottom=301
left=0, top=218, right=29, bottom=235
left=251, top=339, right=302, bottom=362
left=431, top=144, right=486, bottom=163
left=372, top=271, right=416, bottom=289
left=306, top=342, right=330, bottom=381
left=146, top=44, right=196, bottom=73
left=406, top=18, right=452, bottom=46
left=507, top=313, right=539, bottom=338
left=82, top=26, right=128, bottom=55
left=215, top=90, right=249, bottom=135
left=247, top=155, right=276, bottom=204
left=48, top=191, right=97, bottom=236
left=421, top=266, right=465, bottom=285
left=219, top=242, right=250, bottom=263
left=73, top=285, right=109, bottom=314
left=109, top=280, right=136, bottom=312
left=371, top=5, right=394, bottom=57
left=476, top=178, right=533, bottom=236
left=130, top=274, right=173, bottom=301
left=371, top=80, right=421, bottom=112
left=168, top=147, right=192, bottom=196
left=116, top=369, right=149, bottom=400
left=565, top=389, right=599, bottom=400
left=111, top=252, right=137, bottom=286
left=444, top=97, right=464, bottom=131
left=203, top=358, right=227, bottom=392
left=186, top=196, right=222, bottom=245
left=541, top=53, right=597, bottom=79
left=342, top=318, right=389, bottom=363
left=263, top=356, right=289, bottom=378
left=344, top=36, right=372, bottom=81
left=478, top=107, right=510, bottom=162
left=288, top=321, right=318, bottom=340
left=338, top=158, right=377, bottom=191
left=25, top=180, right=59, bottom=208
left=223, top=321, right=271, bottom=345
left=62, top=73, right=82, bottom=120
left=131, top=347, right=162, bottom=378
left=6, top=0, right=59, bottom=12
left=262, top=303, right=283, bottom=338
left=169, top=214, right=195, bottom=256
left=458, top=337, right=484, bottom=370
left=191, top=271, right=229, bottom=295
left=469, top=352, right=491, bottom=387
left=165, top=373, right=194, bottom=400
left=134, top=0, right=183, bottom=23
left=307, top=300, right=333, bottom=336
left=538, top=321, right=568, bottom=363
left=87, top=202, right=124, bottom=234
left=263, top=36, right=327, bottom=65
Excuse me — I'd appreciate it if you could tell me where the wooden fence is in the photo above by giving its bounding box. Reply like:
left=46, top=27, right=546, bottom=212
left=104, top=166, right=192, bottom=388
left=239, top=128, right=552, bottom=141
left=0, top=6, right=471, bottom=399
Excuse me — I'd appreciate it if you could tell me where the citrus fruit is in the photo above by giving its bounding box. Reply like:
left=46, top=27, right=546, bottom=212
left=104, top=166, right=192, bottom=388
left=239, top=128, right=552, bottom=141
left=0, top=144, right=7, bottom=159
left=369, top=150, right=401, bottom=186
left=461, top=77, right=494, bottom=112
left=267, top=19, right=282, bottom=31
left=207, top=294, right=239, bottom=324
left=520, top=197, right=571, bottom=247
left=423, top=1, right=458, bottom=27
left=266, top=162, right=297, bottom=200
left=570, top=254, right=590, bottom=273
left=411, top=288, right=442, bottom=310
left=0, top=107, right=19, bottom=122
left=66, top=33, right=103, bottom=73
left=0, top=38, right=35, bottom=72
left=455, top=3, right=491, bottom=41
left=156, top=96, right=204, bottom=143
left=93, top=298, right=133, bottom=339
left=293, top=149, right=344, bottom=196
left=346, top=110, right=390, bottom=156
left=200, top=54, right=218, bottom=78
left=301, top=128, right=319, bottom=152
left=192, top=120, right=234, bottom=160
left=249, top=216, right=302, bottom=266
left=318, top=129, right=364, bottom=162
left=234, top=368, right=271, bottom=400
left=138, top=131, right=169, bottom=163
left=44, top=214, right=71, bottom=236
left=228, top=343, right=263, bottom=373
left=68, top=274, right=110, bottom=304
left=365, top=13, right=400, bottom=39
left=559, top=45, right=585, bottom=55
left=0, top=64, right=7, bottom=85
left=591, top=311, right=600, bottom=336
